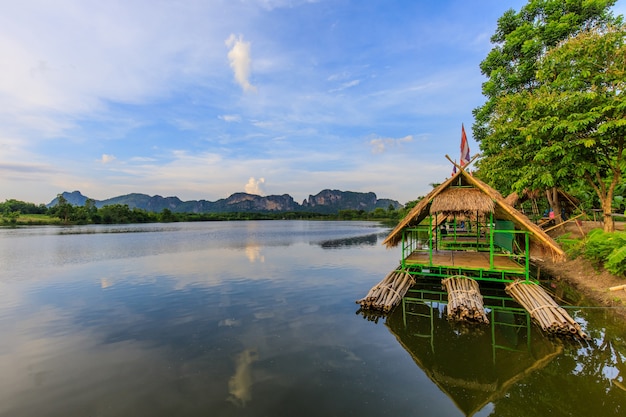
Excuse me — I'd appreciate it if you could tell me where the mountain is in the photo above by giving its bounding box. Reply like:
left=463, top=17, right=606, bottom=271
left=301, top=189, right=397, bottom=214
left=48, top=189, right=402, bottom=214
left=52, top=190, right=89, bottom=207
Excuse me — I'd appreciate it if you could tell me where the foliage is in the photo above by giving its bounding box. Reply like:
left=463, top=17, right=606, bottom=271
left=51, top=194, right=73, bottom=224
left=480, top=21, right=626, bottom=231
left=473, top=0, right=619, bottom=194
left=606, top=245, right=626, bottom=275
left=394, top=198, right=423, bottom=221
left=1, top=197, right=401, bottom=226
left=0, top=199, right=48, bottom=215
left=555, top=233, right=585, bottom=259
left=583, top=229, right=626, bottom=276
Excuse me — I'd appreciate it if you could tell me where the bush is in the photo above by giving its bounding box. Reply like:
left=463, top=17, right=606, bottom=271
left=556, top=233, right=585, bottom=259
left=583, top=229, right=626, bottom=276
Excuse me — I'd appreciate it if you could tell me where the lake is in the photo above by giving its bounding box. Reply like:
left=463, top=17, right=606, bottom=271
left=0, top=221, right=624, bottom=417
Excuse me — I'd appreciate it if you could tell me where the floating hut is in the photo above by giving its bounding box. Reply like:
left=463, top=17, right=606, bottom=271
left=382, top=160, right=565, bottom=283
left=358, top=158, right=586, bottom=339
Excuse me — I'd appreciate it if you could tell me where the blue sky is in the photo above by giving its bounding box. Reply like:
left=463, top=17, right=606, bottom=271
left=1, top=0, right=624, bottom=205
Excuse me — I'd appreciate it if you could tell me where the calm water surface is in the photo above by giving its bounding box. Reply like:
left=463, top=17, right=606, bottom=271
left=0, top=221, right=624, bottom=417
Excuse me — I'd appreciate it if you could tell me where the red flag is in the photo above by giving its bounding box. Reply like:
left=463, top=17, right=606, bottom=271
left=460, top=124, right=470, bottom=167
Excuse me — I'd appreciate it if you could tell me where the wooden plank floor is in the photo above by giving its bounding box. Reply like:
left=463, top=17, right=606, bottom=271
left=405, top=250, right=524, bottom=271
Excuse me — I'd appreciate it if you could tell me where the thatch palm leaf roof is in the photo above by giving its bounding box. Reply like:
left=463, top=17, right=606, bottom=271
left=430, top=187, right=494, bottom=215
left=382, top=168, right=565, bottom=262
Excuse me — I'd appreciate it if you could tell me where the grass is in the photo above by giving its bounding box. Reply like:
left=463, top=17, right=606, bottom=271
left=1, top=214, right=61, bottom=226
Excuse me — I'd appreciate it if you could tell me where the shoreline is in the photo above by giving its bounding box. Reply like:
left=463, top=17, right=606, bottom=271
left=539, top=221, right=626, bottom=318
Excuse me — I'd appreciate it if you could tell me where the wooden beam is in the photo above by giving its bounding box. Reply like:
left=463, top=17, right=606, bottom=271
left=445, top=153, right=480, bottom=172
left=543, top=213, right=585, bottom=232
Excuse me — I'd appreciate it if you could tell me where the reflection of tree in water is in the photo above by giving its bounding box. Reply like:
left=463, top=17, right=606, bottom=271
left=318, top=233, right=380, bottom=249
left=489, top=329, right=626, bottom=417
left=359, top=281, right=626, bottom=416
left=452, top=308, right=626, bottom=417
left=385, top=301, right=561, bottom=416
left=359, top=282, right=565, bottom=417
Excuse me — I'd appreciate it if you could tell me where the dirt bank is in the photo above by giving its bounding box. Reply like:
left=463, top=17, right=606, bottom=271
left=536, top=221, right=626, bottom=318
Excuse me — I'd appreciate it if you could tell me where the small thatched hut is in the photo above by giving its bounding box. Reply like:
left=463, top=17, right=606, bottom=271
left=383, top=165, right=564, bottom=283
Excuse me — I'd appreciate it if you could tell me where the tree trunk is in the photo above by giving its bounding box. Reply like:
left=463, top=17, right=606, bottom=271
left=545, top=187, right=563, bottom=224
left=585, top=171, right=618, bottom=233
left=602, top=196, right=615, bottom=233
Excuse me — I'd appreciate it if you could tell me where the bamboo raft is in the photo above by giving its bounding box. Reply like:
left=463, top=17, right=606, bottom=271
left=356, top=267, right=415, bottom=312
left=442, top=276, right=489, bottom=323
left=506, top=280, right=589, bottom=340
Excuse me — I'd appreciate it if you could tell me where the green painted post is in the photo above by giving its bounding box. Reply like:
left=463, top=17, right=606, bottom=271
left=525, top=233, right=530, bottom=282
left=428, top=215, right=433, bottom=265
left=489, top=211, right=494, bottom=269
left=491, top=309, right=496, bottom=365
left=402, top=298, right=407, bottom=327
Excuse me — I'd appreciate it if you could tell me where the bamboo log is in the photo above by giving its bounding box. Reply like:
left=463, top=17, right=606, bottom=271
left=442, top=276, right=489, bottom=323
left=357, top=268, right=414, bottom=312
left=506, top=280, right=588, bottom=339
left=609, top=284, right=626, bottom=292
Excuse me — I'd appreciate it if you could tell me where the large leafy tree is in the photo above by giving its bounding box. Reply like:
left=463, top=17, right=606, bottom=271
left=473, top=0, right=618, bottom=212
left=490, top=25, right=625, bottom=232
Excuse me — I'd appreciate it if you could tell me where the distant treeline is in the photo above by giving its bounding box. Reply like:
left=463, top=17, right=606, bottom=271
left=0, top=196, right=415, bottom=226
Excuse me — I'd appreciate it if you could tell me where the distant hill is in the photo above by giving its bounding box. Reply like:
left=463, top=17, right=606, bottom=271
left=48, top=189, right=402, bottom=214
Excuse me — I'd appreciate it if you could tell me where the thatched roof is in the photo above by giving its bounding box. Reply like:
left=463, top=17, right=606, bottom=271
left=430, top=187, right=494, bottom=215
left=383, top=168, right=565, bottom=262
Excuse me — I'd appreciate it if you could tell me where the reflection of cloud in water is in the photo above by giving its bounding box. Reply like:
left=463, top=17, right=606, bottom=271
left=0, top=306, right=166, bottom=416
left=228, top=348, right=258, bottom=407
left=244, top=243, right=265, bottom=263
left=301, top=305, right=320, bottom=314
left=27, top=231, right=397, bottom=297
left=218, top=318, right=241, bottom=327
left=253, top=311, right=275, bottom=320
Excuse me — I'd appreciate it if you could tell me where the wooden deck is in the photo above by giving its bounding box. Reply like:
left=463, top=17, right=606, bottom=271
left=405, top=250, right=525, bottom=272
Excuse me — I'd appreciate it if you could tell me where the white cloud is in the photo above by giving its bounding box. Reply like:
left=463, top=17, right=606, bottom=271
left=369, top=135, right=413, bottom=154
left=0, top=1, right=235, bottom=141
left=329, top=79, right=361, bottom=93
left=244, top=177, right=265, bottom=195
left=101, top=154, right=116, bottom=164
left=219, top=114, right=242, bottom=123
left=225, top=34, right=257, bottom=93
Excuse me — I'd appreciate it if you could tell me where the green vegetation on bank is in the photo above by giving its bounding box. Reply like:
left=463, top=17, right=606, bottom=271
left=1, top=196, right=403, bottom=226
left=558, top=229, right=626, bottom=277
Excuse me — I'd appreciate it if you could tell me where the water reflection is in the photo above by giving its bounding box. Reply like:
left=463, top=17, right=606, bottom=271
left=244, top=243, right=265, bottom=263
left=359, top=279, right=626, bottom=417
left=367, top=280, right=561, bottom=416
left=2, top=222, right=626, bottom=416
left=318, top=233, right=381, bottom=249
left=228, top=348, right=259, bottom=406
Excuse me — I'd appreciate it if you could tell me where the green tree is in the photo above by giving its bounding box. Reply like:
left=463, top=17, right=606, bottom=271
left=98, top=204, right=134, bottom=224
left=473, top=0, right=618, bottom=211
left=159, top=208, right=177, bottom=223
left=371, top=208, right=387, bottom=219
left=0, top=199, right=48, bottom=215
left=53, top=194, right=73, bottom=224
left=487, top=24, right=625, bottom=232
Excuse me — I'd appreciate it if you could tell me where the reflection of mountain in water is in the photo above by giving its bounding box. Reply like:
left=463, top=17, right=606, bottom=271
left=317, top=233, right=381, bottom=249
left=377, top=280, right=563, bottom=417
